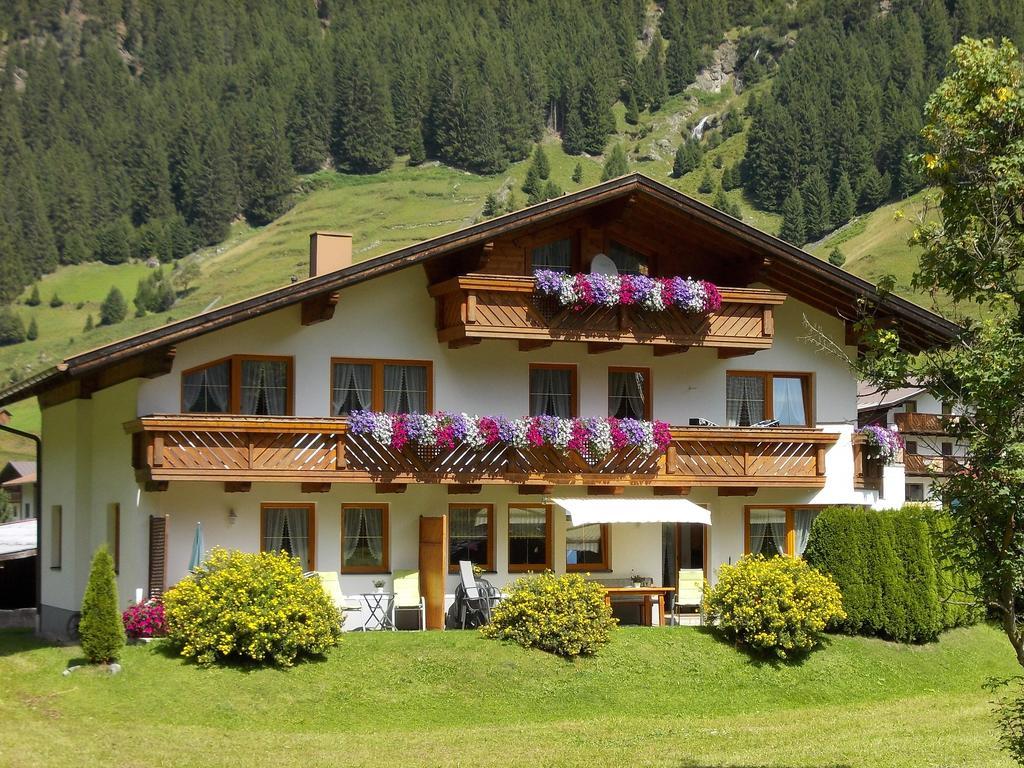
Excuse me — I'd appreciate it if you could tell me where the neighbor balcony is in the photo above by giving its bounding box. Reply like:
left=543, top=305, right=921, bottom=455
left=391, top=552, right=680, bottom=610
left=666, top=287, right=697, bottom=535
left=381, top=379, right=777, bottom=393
left=126, top=415, right=839, bottom=490
left=893, top=412, right=953, bottom=435
left=904, top=453, right=958, bottom=477
left=428, top=274, right=787, bottom=353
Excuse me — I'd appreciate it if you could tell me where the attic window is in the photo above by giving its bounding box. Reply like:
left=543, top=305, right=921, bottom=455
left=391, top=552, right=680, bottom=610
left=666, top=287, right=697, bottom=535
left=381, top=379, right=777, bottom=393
left=531, top=238, right=573, bottom=273
left=608, top=240, right=648, bottom=275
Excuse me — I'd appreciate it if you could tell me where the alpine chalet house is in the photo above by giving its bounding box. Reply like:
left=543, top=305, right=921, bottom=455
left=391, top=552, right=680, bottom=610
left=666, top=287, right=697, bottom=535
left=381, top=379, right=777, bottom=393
left=0, top=175, right=957, bottom=636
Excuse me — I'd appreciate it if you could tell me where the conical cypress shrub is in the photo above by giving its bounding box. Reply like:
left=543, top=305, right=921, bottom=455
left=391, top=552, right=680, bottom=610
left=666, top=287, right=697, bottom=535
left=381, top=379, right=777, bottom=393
left=79, top=546, right=124, bottom=664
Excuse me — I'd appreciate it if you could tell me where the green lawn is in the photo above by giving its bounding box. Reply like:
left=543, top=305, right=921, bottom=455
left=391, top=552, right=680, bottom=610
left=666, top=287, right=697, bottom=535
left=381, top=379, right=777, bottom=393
left=0, top=624, right=1015, bottom=767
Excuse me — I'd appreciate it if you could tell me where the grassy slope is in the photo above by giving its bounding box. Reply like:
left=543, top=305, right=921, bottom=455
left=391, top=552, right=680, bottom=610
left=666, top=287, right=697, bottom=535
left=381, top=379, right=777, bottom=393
left=0, top=624, right=1015, bottom=767
left=0, top=80, right=923, bottom=460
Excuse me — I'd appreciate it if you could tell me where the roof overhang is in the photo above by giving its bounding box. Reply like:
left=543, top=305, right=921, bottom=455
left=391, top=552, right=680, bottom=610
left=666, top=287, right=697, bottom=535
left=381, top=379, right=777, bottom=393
left=0, top=174, right=962, bottom=409
left=552, top=497, right=712, bottom=526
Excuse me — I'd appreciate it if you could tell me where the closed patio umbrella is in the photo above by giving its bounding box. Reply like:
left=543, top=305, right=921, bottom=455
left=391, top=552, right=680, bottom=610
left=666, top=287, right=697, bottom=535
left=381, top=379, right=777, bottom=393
left=188, top=522, right=204, bottom=571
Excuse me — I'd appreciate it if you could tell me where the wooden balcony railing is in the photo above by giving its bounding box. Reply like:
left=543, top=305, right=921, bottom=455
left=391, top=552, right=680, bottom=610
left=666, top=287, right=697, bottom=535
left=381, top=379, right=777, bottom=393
left=125, top=415, right=839, bottom=489
left=905, top=453, right=958, bottom=476
left=894, top=412, right=952, bottom=435
left=428, top=274, right=787, bottom=351
left=852, top=436, right=885, bottom=492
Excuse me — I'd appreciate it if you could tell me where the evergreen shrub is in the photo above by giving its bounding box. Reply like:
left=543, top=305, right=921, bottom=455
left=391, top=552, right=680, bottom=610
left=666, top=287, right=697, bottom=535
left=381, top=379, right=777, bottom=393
left=163, top=548, right=342, bottom=666
left=804, top=506, right=954, bottom=642
left=482, top=571, right=617, bottom=657
left=702, top=555, right=844, bottom=659
left=79, top=546, right=125, bottom=664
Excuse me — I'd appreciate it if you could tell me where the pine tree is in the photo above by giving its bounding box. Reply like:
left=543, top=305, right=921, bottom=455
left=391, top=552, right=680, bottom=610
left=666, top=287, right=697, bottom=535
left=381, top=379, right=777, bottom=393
left=625, top=91, right=640, bottom=126
left=79, top=546, right=124, bottom=664
left=0, top=309, right=26, bottom=347
left=242, top=107, right=294, bottom=226
left=542, top=180, right=562, bottom=199
left=572, top=162, right=584, bottom=184
left=83, top=314, right=94, bottom=332
left=288, top=66, right=331, bottom=173
left=828, top=247, right=846, bottom=267
left=801, top=169, right=832, bottom=241
left=577, top=76, right=614, bottom=155
left=562, top=100, right=586, bottom=155
left=94, top=218, right=134, bottom=265
left=26, top=285, right=40, bottom=306
left=26, top=317, right=38, bottom=341
left=601, top=144, right=629, bottom=181
left=831, top=172, right=856, bottom=227
left=482, top=193, right=500, bottom=217
left=857, top=167, right=890, bottom=212
left=665, top=20, right=698, bottom=93
left=333, top=57, right=396, bottom=173
left=522, top=164, right=542, bottom=198
left=661, top=0, right=682, bottom=37
left=49, top=292, right=63, bottom=308
left=673, top=139, right=703, bottom=177
left=533, top=145, right=550, bottom=180
left=99, top=286, right=127, bottom=326
left=191, top=125, right=237, bottom=245
left=698, top=168, right=714, bottom=194
left=712, top=187, right=742, bottom=219
left=779, top=188, right=807, bottom=246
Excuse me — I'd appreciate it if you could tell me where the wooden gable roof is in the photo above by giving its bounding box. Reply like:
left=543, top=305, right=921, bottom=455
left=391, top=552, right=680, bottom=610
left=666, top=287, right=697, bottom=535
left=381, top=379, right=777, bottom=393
left=0, top=173, right=959, bottom=408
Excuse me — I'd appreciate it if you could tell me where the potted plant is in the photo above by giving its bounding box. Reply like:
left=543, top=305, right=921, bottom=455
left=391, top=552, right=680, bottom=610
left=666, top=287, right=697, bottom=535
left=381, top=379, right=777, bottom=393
left=373, top=579, right=385, bottom=594
left=630, top=570, right=645, bottom=588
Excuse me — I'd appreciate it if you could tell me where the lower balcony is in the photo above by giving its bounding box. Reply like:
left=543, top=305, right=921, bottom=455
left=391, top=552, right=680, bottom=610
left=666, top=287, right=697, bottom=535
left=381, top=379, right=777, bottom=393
left=905, top=453, right=957, bottom=477
left=126, top=415, right=839, bottom=490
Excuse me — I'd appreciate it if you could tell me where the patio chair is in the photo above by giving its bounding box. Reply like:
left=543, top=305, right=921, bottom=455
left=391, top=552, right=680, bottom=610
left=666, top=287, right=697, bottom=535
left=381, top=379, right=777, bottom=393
left=688, top=417, right=719, bottom=427
left=668, top=569, right=704, bottom=626
left=308, top=571, right=362, bottom=626
left=751, top=418, right=780, bottom=428
left=458, top=560, right=492, bottom=629
left=393, top=569, right=426, bottom=631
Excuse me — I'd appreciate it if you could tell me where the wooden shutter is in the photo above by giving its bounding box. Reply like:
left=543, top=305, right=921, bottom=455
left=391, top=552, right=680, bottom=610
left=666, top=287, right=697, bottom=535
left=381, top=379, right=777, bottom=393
left=148, top=515, right=168, bottom=598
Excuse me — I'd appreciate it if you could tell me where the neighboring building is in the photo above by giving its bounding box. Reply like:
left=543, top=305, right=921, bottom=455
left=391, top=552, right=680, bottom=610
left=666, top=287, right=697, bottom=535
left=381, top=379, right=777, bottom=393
left=0, top=174, right=959, bottom=638
left=0, top=461, right=36, bottom=521
left=857, top=383, right=963, bottom=503
left=0, top=518, right=37, bottom=609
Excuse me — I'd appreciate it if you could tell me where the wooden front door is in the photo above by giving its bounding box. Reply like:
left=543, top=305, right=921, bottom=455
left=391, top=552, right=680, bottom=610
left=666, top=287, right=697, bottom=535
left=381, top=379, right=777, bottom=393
left=418, top=515, right=449, bottom=630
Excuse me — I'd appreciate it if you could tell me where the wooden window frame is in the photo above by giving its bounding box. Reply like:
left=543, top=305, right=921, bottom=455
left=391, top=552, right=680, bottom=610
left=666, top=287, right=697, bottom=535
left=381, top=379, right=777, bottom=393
left=447, top=503, right=495, bottom=573
left=340, top=503, right=390, bottom=574
left=260, top=502, right=316, bottom=571
left=605, top=234, right=656, bottom=275
left=904, top=400, right=918, bottom=414
left=329, top=358, right=434, bottom=415
left=50, top=505, right=62, bottom=570
left=528, top=363, right=578, bottom=417
left=726, top=371, right=815, bottom=427
left=181, top=354, right=295, bottom=415
left=608, top=366, right=652, bottom=420
left=566, top=522, right=611, bottom=572
left=108, top=503, right=120, bottom=575
left=527, top=232, right=581, bottom=274
left=507, top=503, right=553, bottom=573
left=743, top=504, right=825, bottom=557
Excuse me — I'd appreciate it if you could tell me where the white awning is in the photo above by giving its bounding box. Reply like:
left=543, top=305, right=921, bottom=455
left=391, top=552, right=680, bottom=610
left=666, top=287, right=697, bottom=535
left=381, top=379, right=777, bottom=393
left=551, top=498, right=712, bottom=527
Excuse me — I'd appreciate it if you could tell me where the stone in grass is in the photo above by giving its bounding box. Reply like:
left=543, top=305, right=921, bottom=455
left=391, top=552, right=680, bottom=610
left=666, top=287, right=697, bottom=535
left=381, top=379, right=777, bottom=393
left=62, top=662, right=121, bottom=676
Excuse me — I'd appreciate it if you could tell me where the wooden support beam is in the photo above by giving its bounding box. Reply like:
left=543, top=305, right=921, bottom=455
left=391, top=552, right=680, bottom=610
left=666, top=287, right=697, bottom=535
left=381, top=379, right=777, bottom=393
left=225, top=482, right=251, bottom=493
left=300, top=291, right=341, bottom=326
left=300, top=482, right=332, bottom=494
left=518, top=339, right=553, bottom=352
left=717, top=487, right=757, bottom=497
left=448, top=484, right=482, bottom=495
left=518, top=484, right=552, bottom=495
left=375, top=483, right=407, bottom=494
left=40, top=345, right=178, bottom=407
left=448, top=338, right=481, bottom=349
left=587, top=485, right=624, bottom=496
left=143, top=480, right=168, bottom=493
left=653, top=345, right=689, bottom=357
left=587, top=342, right=623, bottom=354
left=717, top=348, right=758, bottom=360
left=653, top=486, right=690, bottom=496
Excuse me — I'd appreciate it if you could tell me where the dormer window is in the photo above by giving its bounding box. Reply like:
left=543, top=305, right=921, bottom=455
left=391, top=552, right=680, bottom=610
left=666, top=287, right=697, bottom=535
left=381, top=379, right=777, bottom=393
left=531, top=238, right=573, bottom=273
left=182, top=356, right=292, bottom=415
left=608, top=240, right=648, bottom=275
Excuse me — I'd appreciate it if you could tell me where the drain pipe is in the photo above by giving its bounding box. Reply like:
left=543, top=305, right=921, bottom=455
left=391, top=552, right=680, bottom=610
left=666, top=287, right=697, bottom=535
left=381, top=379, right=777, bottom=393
left=0, top=417, right=41, bottom=619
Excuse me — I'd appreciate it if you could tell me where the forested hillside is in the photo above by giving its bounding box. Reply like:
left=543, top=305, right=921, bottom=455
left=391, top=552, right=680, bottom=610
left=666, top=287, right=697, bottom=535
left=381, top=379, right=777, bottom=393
left=0, top=0, right=1022, bottom=338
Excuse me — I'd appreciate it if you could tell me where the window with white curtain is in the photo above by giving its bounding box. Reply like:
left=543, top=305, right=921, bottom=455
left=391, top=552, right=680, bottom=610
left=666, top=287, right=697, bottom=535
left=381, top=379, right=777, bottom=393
left=608, top=369, right=649, bottom=419
left=241, top=360, right=289, bottom=415
left=262, top=505, right=313, bottom=571
left=566, top=523, right=608, bottom=570
left=182, top=361, right=230, bottom=413
left=383, top=364, right=428, bottom=413
left=726, top=372, right=810, bottom=427
left=341, top=505, right=388, bottom=572
left=529, top=366, right=575, bottom=417
left=331, top=362, right=373, bottom=415
left=748, top=508, right=787, bottom=558
left=448, top=505, right=493, bottom=571
left=509, top=505, right=551, bottom=571
left=608, top=240, right=648, bottom=275
left=531, top=238, right=572, bottom=272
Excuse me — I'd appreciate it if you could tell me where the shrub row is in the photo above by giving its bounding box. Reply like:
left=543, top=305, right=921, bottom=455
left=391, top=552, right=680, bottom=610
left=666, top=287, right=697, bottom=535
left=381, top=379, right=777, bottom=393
left=803, top=505, right=979, bottom=643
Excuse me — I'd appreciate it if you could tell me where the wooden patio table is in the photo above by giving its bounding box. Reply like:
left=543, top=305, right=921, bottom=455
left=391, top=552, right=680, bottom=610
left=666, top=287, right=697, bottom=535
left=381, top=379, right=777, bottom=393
left=601, top=586, right=676, bottom=627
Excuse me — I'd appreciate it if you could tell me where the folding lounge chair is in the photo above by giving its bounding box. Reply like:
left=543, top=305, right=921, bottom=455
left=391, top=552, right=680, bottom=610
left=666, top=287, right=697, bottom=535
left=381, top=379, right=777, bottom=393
left=458, top=560, right=492, bottom=628
left=309, top=571, right=362, bottom=627
left=668, top=568, right=704, bottom=626
left=393, top=569, right=427, bottom=630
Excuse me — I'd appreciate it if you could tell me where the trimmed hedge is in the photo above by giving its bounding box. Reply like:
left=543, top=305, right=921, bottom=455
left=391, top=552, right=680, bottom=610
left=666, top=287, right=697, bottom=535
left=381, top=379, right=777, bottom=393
left=804, top=506, right=951, bottom=643
left=912, top=504, right=984, bottom=629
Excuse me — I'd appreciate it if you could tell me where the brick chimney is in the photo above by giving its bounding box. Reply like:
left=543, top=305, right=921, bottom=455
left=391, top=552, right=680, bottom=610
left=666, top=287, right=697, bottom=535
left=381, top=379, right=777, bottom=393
left=309, top=232, right=353, bottom=278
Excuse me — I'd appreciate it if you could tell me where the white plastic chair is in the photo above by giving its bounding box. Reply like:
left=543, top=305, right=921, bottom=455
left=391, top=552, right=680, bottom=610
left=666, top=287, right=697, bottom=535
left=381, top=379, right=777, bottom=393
left=669, top=568, right=704, bottom=626
left=393, top=569, right=426, bottom=630
left=308, top=571, right=361, bottom=627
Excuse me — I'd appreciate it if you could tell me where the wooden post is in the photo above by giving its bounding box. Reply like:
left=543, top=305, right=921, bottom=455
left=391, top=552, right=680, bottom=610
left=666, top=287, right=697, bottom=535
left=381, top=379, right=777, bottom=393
left=418, top=515, right=449, bottom=630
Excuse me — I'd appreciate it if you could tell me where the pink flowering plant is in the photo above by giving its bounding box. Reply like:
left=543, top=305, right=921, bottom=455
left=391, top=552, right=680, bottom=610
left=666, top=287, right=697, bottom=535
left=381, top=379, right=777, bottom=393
left=534, top=270, right=722, bottom=314
left=349, top=410, right=672, bottom=462
left=122, top=599, right=167, bottom=639
left=858, top=424, right=904, bottom=464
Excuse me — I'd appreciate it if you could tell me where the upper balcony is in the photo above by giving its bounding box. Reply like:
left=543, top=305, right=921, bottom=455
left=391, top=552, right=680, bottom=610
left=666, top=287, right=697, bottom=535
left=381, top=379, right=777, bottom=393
left=125, top=415, right=839, bottom=491
left=905, top=453, right=958, bottom=477
left=893, top=412, right=952, bottom=435
left=428, top=274, right=787, bottom=353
